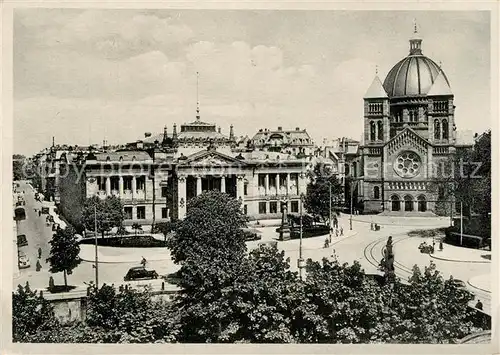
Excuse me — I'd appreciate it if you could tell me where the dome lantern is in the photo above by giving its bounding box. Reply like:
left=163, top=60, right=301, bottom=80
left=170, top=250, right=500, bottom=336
left=409, top=20, right=422, bottom=55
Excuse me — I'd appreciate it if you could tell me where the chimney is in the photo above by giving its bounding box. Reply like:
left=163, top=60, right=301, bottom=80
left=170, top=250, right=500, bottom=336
left=278, top=126, right=282, bottom=131
left=52, top=136, right=55, bottom=147
left=295, top=127, right=300, bottom=131
left=218, top=127, right=221, bottom=134
left=144, top=132, right=152, bottom=138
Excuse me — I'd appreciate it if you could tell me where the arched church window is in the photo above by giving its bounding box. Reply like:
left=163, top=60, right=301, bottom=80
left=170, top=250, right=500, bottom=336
left=391, top=195, right=401, bottom=211
left=434, top=120, right=441, bottom=140
left=417, top=195, right=427, bottom=212
left=377, top=121, right=383, bottom=141
left=374, top=186, right=380, bottom=199
left=404, top=195, right=414, bottom=212
left=370, top=121, right=376, bottom=141
left=442, top=119, right=449, bottom=139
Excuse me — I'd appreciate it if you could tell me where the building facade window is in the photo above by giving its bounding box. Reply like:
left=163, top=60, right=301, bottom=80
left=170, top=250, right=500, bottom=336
left=259, top=202, right=267, bottom=214
left=110, top=177, right=119, bottom=191
left=136, top=176, right=145, bottom=190
left=124, top=207, right=133, bottom=220
left=244, top=204, right=248, bottom=215
left=244, top=184, right=248, bottom=196
left=98, top=177, right=106, bottom=191
left=137, top=206, right=146, bottom=219
left=377, top=121, right=383, bottom=140
left=417, top=195, right=427, bottom=212
left=434, top=120, right=441, bottom=140
left=161, top=207, right=168, bottom=219
left=391, top=195, right=401, bottom=211
left=161, top=186, right=168, bottom=198
left=374, top=186, right=380, bottom=199
left=291, top=201, right=299, bottom=213
left=438, top=187, right=445, bottom=199
left=404, top=195, right=414, bottom=212
left=124, top=177, right=132, bottom=190
left=442, top=119, right=449, bottom=139
left=370, top=121, right=376, bottom=141
left=270, top=201, right=278, bottom=214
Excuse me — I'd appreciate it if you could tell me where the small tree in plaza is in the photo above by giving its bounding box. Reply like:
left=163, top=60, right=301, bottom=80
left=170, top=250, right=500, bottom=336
left=131, top=222, right=142, bottom=237
left=82, top=195, right=124, bottom=238
left=304, top=163, right=343, bottom=223
left=47, top=226, right=81, bottom=289
left=167, top=190, right=247, bottom=264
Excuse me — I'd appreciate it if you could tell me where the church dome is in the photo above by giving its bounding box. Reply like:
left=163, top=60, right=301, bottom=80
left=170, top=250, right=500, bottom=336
left=383, top=29, right=450, bottom=97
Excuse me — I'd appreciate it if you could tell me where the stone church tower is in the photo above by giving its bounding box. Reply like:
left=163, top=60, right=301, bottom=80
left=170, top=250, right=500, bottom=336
left=358, top=26, right=458, bottom=214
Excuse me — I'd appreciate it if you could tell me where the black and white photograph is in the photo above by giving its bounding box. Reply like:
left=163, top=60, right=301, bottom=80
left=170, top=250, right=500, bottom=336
left=2, top=2, right=497, bottom=352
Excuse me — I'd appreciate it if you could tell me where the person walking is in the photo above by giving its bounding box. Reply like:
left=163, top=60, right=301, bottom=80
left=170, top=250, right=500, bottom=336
left=340, top=227, right=344, bottom=236
left=141, top=256, right=147, bottom=268
left=38, top=247, right=42, bottom=259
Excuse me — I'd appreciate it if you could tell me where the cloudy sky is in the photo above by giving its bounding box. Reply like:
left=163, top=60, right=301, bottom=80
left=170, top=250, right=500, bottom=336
left=14, top=9, right=491, bottom=155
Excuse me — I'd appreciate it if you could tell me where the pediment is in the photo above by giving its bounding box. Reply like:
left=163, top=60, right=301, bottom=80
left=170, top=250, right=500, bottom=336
left=385, top=127, right=429, bottom=156
left=179, top=150, right=247, bottom=167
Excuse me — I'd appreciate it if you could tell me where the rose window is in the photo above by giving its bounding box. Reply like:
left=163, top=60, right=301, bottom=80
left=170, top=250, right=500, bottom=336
left=394, top=151, right=421, bottom=178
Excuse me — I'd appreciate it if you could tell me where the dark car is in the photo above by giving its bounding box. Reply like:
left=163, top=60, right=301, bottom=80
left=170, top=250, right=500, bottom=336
left=17, top=234, right=28, bottom=247
left=242, top=228, right=262, bottom=241
left=124, top=267, right=159, bottom=281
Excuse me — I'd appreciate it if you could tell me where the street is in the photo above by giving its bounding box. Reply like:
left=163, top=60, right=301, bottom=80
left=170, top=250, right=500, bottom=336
left=13, top=180, right=491, bottom=315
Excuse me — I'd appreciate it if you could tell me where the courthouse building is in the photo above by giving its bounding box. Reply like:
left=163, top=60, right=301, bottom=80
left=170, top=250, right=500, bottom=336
left=58, top=109, right=321, bottom=228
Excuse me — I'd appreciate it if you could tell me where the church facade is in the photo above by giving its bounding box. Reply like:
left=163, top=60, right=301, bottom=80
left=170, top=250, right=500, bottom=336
left=355, top=29, right=473, bottom=215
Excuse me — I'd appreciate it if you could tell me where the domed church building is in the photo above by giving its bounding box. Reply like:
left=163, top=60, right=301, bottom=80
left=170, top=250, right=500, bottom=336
left=356, top=26, right=473, bottom=215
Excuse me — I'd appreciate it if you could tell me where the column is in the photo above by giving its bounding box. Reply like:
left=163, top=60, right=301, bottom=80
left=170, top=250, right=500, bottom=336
left=220, top=175, right=226, bottom=193
left=236, top=175, right=245, bottom=202
left=132, top=176, right=137, bottom=198
left=265, top=174, right=269, bottom=196
left=178, top=175, right=187, bottom=219
left=196, top=175, right=202, bottom=195
left=299, top=172, right=306, bottom=196
left=276, top=174, right=281, bottom=195
left=413, top=199, right=418, bottom=212
left=119, top=176, right=124, bottom=197
left=105, top=176, right=111, bottom=196
left=286, top=173, right=291, bottom=195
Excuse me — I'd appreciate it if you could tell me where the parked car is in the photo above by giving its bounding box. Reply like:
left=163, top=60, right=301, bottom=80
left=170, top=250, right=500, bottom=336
left=450, top=278, right=467, bottom=289
left=124, top=267, right=159, bottom=281
left=17, top=234, right=28, bottom=247
left=18, top=251, right=30, bottom=269
left=242, top=228, right=262, bottom=241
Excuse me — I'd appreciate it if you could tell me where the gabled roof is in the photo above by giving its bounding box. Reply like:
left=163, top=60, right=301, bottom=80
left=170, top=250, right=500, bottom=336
left=385, top=126, right=430, bottom=156
left=364, top=76, right=388, bottom=99
left=427, top=71, right=453, bottom=96
left=178, top=149, right=248, bottom=166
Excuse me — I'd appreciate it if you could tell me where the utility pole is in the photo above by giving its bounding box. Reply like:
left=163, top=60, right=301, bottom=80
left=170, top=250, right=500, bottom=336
left=460, top=201, right=463, bottom=246
left=349, top=180, right=356, bottom=231
left=94, top=204, right=99, bottom=289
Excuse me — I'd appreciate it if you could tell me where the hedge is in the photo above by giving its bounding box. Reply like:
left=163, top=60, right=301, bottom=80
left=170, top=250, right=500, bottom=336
left=79, top=235, right=167, bottom=248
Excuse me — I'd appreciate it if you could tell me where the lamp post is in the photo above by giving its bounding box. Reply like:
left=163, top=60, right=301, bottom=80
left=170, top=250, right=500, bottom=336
left=298, top=193, right=305, bottom=280
left=94, top=204, right=99, bottom=289
left=349, top=180, right=357, bottom=231
left=329, top=181, right=332, bottom=237
left=460, top=201, right=463, bottom=246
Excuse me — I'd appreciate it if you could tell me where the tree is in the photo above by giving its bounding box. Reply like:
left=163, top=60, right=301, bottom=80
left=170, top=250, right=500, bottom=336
left=82, top=195, right=124, bottom=238
left=13, top=155, right=26, bottom=181
left=131, top=223, right=142, bottom=237
left=304, top=163, right=343, bottom=223
left=167, top=190, right=247, bottom=264
left=152, top=221, right=177, bottom=242
left=47, top=226, right=81, bottom=289
left=12, top=282, right=59, bottom=342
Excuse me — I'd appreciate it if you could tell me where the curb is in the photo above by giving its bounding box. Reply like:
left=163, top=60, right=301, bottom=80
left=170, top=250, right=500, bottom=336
left=429, top=253, right=490, bottom=264
left=467, top=279, right=491, bottom=294
left=79, top=256, right=172, bottom=264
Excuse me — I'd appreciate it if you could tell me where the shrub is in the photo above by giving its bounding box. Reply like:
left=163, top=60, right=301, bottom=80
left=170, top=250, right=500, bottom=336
left=80, top=235, right=167, bottom=248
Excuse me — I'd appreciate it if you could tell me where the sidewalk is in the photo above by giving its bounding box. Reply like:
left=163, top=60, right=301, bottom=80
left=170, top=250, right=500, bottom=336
left=79, top=244, right=171, bottom=263
left=430, top=243, right=491, bottom=263
left=468, top=274, right=491, bottom=293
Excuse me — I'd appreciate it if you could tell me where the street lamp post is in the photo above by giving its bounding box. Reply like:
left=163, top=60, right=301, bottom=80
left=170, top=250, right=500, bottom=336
left=298, top=193, right=305, bottom=280
left=329, top=182, right=332, bottom=238
left=460, top=201, right=463, bottom=246
left=94, top=204, right=99, bottom=289
left=349, top=180, right=357, bottom=231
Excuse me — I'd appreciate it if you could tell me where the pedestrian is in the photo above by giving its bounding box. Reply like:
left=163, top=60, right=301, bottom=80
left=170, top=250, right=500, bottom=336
left=340, top=227, right=344, bottom=236
left=38, top=247, right=42, bottom=259
left=439, top=240, right=443, bottom=251
left=36, top=260, right=42, bottom=272
left=38, top=210, right=41, bottom=217
left=335, top=228, right=339, bottom=237
left=141, top=256, right=147, bottom=268
left=324, top=237, right=329, bottom=249
left=475, top=300, right=483, bottom=310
